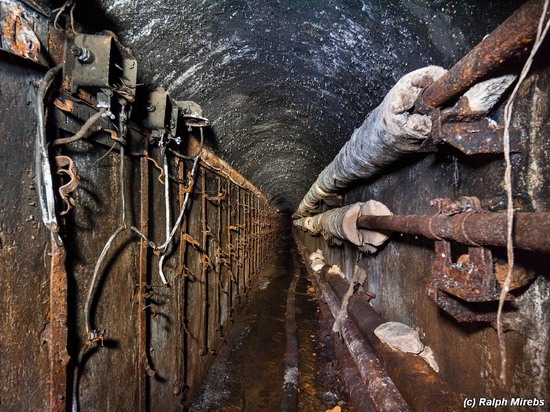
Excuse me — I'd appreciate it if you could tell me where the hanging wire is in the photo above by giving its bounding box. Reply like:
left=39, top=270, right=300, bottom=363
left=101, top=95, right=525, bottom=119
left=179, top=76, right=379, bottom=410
left=130, top=127, right=205, bottom=283
left=157, top=153, right=200, bottom=284
left=73, top=125, right=205, bottom=408
left=92, top=141, right=117, bottom=166
left=35, top=64, right=63, bottom=245
left=167, top=124, right=204, bottom=160
left=497, top=0, right=550, bottom=384
left=74, top=142, right=127, bottom=412
left=53, top=0, right=75, bottom=31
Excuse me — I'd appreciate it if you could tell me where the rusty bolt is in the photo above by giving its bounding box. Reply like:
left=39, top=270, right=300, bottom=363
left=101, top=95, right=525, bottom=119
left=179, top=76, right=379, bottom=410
left=71, top=46, right=93, bottom=64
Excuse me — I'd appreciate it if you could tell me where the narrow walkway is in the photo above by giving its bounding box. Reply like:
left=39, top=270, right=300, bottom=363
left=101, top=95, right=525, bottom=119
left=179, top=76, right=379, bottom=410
left=190, top=236, right=350, bottom=411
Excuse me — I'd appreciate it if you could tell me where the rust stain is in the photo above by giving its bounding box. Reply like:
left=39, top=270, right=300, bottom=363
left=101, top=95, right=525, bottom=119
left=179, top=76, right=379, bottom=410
left=47, top=26, right=66, bottom=66
left=49, top=241, right=69, bottom=412
left=1, top=2, right=41, bottom=63
left=53, top=97, right=74, bottom=113
left=187, top=136, right=269, bottom=204
left=199, top=169, right=209, bottom=356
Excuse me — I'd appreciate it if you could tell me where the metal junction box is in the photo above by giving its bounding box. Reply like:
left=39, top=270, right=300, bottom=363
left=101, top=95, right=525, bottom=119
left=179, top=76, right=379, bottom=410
left=63, top=33, right=137, bottom=101
left=144, top=88, right=179, bottom=136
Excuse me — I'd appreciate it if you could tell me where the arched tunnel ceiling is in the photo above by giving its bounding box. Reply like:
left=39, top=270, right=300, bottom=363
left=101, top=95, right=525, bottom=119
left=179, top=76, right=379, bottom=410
left=74, top=0, right=521, bottom=211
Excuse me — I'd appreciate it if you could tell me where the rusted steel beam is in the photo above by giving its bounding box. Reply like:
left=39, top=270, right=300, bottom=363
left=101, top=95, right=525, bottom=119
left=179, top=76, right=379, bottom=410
left=215, top=177, right=223, bottom=339
left=176, top=157, right=193, bottom=399
left=187, top=136, right=269, bottom=205
left=226, top=183, right=234, bottom=320
left=321, top=267, right=463, bottom=411
left=49, top=240, right=69, bottom=412
left=254, top=197, right=259, bottom=277
left=357, top=211, right=550, bottom=253
left=200, top=168, right=209, bottom=356
left=138, top=155, right=150, bottom=410
left=235, top=187, right=242, bottom=304
left=243, top=191, right=250, bottom=293
left=416, top=0, right=549, bottom=112
left=0, top=0, right=49, bottom=65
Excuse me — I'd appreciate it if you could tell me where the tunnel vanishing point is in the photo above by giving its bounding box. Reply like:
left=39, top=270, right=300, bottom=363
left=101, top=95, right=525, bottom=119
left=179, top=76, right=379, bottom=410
left=1, top=0, right=550, bottom=411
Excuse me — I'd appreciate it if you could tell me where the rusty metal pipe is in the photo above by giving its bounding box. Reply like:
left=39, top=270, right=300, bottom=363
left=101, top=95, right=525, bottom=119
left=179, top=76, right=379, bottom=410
left=416, top=0, right=549, bottom=112
left=313, top=265, right=410, bottom=411
left=357, top=212, right=550, bottom=253
left=310, top=275, right=377, bottom=412
left=321, top=267, right=463, bottom=411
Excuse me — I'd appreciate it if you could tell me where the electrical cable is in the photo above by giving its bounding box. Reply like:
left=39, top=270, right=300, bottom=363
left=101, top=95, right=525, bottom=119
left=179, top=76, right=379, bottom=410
left=84, top=144, right=127, bottom=336
left=51, top=108, right=107, bottom=146
left=199, top=157, right=243, bottom=190
left=35, top=64, right=63, bottom=245
left=92, top=141, right=117, bottom=166
left=75, top=126, right=204, bottom=412
left=129, top=127, right=204, bottom=284
left=167, top=124, right=204, bottom=160
left=74, top=142, right=128, bottom=412
left=157, top=153, right=200, bottom=284
left=53, top=0, right=74, bottom=31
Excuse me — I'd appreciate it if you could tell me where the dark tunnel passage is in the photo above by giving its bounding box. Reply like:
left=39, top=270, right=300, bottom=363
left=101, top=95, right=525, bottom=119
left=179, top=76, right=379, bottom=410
left=1, top=0, right=550, bottom=411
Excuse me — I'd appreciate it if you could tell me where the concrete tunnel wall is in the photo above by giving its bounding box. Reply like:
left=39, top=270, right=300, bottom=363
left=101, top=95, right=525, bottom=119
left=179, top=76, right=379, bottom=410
left=2, top=0, right=549, bottom=410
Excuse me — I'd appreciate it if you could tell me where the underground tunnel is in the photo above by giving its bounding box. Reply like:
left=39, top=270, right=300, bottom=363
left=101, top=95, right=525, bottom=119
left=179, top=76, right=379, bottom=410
left=1, top=0, right=550, bottom=410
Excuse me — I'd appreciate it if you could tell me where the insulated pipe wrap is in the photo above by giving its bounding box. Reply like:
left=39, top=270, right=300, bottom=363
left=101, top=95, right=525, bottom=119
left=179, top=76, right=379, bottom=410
left=294, top=66, right=447, bottom=219
left=294, top=201, right=392, bottom=248
left=320, top=204, right=364, bottom=246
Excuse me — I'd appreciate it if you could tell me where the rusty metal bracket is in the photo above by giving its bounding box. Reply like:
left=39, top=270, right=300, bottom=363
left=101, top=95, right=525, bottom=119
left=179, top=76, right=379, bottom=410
left=62, top=32, right=137, bottom=101
left=419, top=115, right=522, bottom=155
left=52, top=92, right=148, bottom=156
left=181, top=233, right=200, bottom=249
left=143, top=88, right=179, bottom=142
left=437, top=119, right=522, bottom=155
left=427, top=197, right=515, bottom=322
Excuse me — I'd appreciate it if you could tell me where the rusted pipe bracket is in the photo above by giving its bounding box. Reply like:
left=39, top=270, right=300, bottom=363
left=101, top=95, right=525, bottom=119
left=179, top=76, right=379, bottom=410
left=419, top=116, right=523, bottom=155
left=427, top=197, right=515, bottom=322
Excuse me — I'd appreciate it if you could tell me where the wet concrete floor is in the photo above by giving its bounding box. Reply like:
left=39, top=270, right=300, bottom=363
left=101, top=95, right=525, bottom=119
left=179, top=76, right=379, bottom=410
left=190, top=236, right=351, bottom=411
